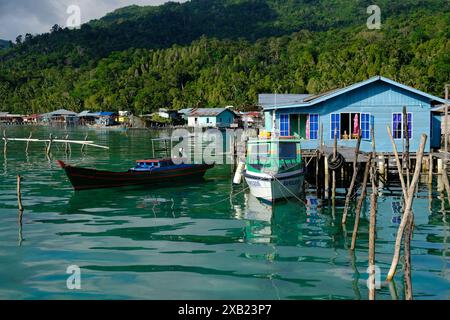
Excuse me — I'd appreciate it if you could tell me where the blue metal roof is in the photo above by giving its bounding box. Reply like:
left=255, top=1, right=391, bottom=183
left=261, top=76, right=447, bottom=111
left=99, top=111, right=116, bottom=116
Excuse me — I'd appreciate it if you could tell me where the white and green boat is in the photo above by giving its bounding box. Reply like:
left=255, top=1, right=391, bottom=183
left=243, top=137, right=305, bottom=202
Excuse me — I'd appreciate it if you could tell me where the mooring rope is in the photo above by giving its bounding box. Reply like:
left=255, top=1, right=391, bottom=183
left=270, top=174, right=307, bottom=205
left=328, top=152, right=345, bottom=171
left=208, top=185, right=250, bottom=207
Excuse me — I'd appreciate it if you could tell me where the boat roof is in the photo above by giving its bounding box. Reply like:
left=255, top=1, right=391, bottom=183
left=136, top=159, right=172, bottom=163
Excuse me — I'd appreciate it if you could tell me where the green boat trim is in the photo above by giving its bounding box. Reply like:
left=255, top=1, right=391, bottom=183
left=246, top=138, right=303, bottom=175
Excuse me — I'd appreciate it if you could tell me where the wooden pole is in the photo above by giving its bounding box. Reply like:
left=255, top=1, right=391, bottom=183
left=25, top=132, right=32, bottom=153
left=386, top=134, right=427, bottom=281
left=46, top=133, right=53, bottom=156
left=351, top=153, right=372, bottom=250
left=3, top=129, right=7, bottom=155
left=403, top=106, right=410, bottom=188
left=404, top=213, right=414, bottom=300
left=368, top=127, right=378, bottom=300
left=342, top=132, right=362, bottom=224
left=386, top=126, right=407, bottom=196
left=332, top=127, right=338, bottom=203
left=428, top=155, right=433, bottom=185
left=315, top=150, right=320, bottom=197
left=81, top=134, right=88, bottom=152
left=64, top=134, right=69, bottom=155
left=17, top=175, right=23, bottom=212
left=444, top=85, right=448, bottom=169
left=324, top=156, right=329, bottom=200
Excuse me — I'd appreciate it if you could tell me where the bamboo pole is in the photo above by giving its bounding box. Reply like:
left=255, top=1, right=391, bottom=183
left=386, top=134, right=427, bottom=281
left=342, top=132, right=362, bottom=224
left=351, top=153, right=372, bottom=250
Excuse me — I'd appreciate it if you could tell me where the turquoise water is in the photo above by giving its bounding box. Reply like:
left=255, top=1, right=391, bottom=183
left=0, top=126, right=448, bottom=300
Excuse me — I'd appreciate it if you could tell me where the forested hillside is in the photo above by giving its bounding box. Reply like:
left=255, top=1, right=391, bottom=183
left=0, top=0, right=449, bottom=114
left=0, top=40, right=11, bottom=49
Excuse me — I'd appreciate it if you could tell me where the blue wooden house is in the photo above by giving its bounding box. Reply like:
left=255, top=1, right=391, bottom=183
left=259, top=76, right=448, bottom=153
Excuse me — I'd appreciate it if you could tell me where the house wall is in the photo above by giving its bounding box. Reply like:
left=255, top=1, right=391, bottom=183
left=188, top=110, right=235, bottom=127
left=265, top=81, right=434, bottom=153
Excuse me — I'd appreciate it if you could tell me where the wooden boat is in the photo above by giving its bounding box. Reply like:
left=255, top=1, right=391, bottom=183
left=58, top=159, right=214, bottom=191
left=243, top=135, right=305, bottom=202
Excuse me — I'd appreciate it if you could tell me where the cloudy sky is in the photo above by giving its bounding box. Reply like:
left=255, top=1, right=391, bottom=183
left=0, top=0, right=184, bottom=40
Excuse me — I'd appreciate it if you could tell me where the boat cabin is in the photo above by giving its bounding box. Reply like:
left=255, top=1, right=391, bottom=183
left=131, top=159, right=174, bottom=171
left=246, top=138, right=302, bottom=174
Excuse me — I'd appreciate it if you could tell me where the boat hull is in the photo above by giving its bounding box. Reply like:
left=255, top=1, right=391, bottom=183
left=244, top=169, right=304, bottom=202
left=57, top=161, right=214, bottom=191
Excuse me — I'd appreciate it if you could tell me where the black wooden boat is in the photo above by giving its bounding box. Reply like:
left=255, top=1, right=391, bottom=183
left=57, top=159, right=214, bottom=191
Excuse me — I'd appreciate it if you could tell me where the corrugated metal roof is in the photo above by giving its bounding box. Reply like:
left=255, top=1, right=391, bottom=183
left=41, top=109, right=78, bottom=117
left=258, top=94, right=311, bottom=109
left=188, top=108, right=235, bottom=117
left=261, top=76, right=448, bottom=111
left=178, top=108, right=193, bottom=114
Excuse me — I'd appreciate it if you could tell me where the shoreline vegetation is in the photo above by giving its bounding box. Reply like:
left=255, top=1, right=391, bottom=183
left=0, top=0, right=448, bottom=116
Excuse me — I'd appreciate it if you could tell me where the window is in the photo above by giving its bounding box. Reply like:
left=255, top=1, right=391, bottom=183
left=206, top=118, right=210, bottom=124
left=279, top=142, right=297, bottom=160
left=393, top=113, right=402, bottom=139
left=331, top=114, right=340, bottom=140
left=361, top=113, right=370, bottom=140
left=280, top=114, right=289, bottom=137
left=407, top=113, right=413, bottom=139
left=309, top=114, right=319, bottom=140
left=248, top=143, right=271, bottom=164
left=392, top=113, right=412, bottom=139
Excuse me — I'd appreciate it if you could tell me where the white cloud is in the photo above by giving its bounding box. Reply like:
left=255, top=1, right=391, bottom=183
left=0, top=0, right=184, bottom=40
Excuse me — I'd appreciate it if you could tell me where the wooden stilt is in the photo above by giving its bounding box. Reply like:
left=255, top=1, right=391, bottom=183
left=315, top=150, right=320, bottom=197
left=368, top=127, right=378, bottom=300
left=342, top=132, right=362, bottom=224
left=324, top=156, right=329, bottom=200
left=404, top=213, right=414, bottom=300
left=386, top=134, right=427, bottom=281
left=428, top=155, right=433, bottom=185
left=386, top=126, right=407, bottom=196
left=332, top=128, right=337, bottom=204
left=403, top=106, right=411, bottom=187
left=351, top=154, right=372, bottom=250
